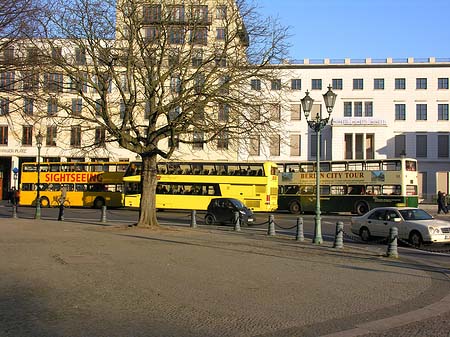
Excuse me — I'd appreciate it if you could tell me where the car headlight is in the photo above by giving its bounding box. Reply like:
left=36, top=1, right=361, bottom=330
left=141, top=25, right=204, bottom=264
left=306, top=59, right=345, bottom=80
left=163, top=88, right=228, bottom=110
left=428, top=226, right=441, bottom=235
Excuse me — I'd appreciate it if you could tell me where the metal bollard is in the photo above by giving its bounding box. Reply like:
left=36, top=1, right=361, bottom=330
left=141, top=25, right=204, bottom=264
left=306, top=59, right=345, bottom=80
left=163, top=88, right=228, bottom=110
left=12, top=204, right=18, bottom=219
left=100, top=205, right=107, bottom=223
left=58, top=204, right=65, bottom=221
left=333, top=221, right=344, bottom=249
left=190, top=210, right=197, bottom=228
left=386, top=226, right=399, bottom=258
left=295, top=217, right=304, bottom=241
left=267, top=214, right=276, bottom=236
left=234, top=211, right=241, bottom=232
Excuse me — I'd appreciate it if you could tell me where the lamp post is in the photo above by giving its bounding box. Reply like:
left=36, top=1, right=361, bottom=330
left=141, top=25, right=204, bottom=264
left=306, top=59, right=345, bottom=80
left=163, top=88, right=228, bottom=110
left=301, top=85, right=337, bottom=244
left=35, top=131, right=43, bottom=220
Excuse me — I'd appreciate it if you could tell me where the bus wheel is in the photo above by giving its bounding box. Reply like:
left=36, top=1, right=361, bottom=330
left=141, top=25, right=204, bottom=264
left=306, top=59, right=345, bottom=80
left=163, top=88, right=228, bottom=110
left=355, top=201, right=369, bottom=215
left=205, top=214, right=215, bottom=225
left=40, top=197, right=50, bottom=208
left=93, top=197, right=105, bottom=209
left=289, top=202, right=301, bottom=214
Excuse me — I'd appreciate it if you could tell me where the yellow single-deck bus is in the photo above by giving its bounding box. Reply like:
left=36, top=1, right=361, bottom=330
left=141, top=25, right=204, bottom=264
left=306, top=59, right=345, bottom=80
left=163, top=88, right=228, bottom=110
left=19, top=161, right=129, bottom=208
left=278, top=158, right=419, bottom=215
left=123, top=161, right=278, bottom=212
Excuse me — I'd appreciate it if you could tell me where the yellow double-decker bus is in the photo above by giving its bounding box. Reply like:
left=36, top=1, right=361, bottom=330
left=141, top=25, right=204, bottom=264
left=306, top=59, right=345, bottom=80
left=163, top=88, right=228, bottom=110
left=123, top=161, right=278, bottom=212
left=278, top=158, right=419, bottom=215
left=19, top=161, right=129, bottom=208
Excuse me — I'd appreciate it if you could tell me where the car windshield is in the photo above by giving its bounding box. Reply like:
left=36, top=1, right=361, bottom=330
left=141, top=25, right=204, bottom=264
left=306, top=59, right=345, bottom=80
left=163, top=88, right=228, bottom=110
left=399, top=209, right=433, bottom=220
left=230, top=199, right=245, bottom=209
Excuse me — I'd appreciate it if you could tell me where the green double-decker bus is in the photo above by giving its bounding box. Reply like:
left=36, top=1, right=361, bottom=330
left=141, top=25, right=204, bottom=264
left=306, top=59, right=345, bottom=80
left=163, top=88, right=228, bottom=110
left=278, top=158, right=419, bottom=215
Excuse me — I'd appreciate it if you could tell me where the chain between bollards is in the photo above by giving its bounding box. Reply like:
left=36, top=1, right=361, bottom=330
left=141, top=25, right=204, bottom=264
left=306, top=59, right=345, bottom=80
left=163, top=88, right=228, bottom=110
left=100, top=205, right=107, bottom=223
left=190, top=210, right=197, bottom=228
left=295, top=217, right=304, bottom=241
left=267, top=214, right=275, bottom=236
left=234, top=211, right=241, bottom=231
left=333, top=221, right=344, bottom=249
left=386, top=226, right=399, bottom=258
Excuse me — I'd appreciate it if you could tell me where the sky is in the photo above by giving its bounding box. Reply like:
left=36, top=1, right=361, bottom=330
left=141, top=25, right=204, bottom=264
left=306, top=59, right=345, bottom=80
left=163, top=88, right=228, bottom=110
left=257, top=0, right=450, bottom=61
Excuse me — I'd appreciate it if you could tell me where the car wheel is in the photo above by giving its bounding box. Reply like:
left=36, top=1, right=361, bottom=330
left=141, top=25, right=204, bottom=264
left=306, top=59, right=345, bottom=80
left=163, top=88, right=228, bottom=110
left=40, top=196, right=50, bottom=208
left=360, top=227, right=371, bottom=242
left=289, top=201, right=301, bottom=214
left=355, top=201, right=369, bottom=215
left=205, top=214, right=215, bottom=225
left=409, top=231, right=423, bottom=247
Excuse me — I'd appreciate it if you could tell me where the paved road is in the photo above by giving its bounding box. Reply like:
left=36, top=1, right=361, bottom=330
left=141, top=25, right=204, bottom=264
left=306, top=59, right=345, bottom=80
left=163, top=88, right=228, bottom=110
left=0, top=214, right=449, bottom=336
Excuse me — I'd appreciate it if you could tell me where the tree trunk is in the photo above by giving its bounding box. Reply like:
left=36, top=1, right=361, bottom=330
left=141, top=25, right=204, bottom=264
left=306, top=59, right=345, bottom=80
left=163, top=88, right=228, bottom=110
left=136, top=154, right=159, bottom=228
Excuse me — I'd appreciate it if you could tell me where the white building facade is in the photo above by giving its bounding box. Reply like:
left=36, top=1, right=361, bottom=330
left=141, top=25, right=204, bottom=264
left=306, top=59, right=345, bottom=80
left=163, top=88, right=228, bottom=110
left=243, top=57, right=450, bottom=202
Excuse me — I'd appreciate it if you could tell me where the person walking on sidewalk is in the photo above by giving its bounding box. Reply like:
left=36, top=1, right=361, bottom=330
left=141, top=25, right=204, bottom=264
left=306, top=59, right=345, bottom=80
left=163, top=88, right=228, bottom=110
left=437, top=191, right=447, bottom=214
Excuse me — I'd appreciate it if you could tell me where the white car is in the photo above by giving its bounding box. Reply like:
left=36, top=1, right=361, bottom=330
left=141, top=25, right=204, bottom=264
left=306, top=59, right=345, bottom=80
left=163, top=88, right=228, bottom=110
left=351, top=207, right=450, bottom=247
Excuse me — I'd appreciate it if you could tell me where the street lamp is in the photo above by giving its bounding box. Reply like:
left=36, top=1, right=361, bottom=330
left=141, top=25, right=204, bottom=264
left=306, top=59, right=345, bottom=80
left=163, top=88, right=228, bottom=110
left=35, top=131, right=43, bottom=220
left=301, top=85, right=337, bottom=244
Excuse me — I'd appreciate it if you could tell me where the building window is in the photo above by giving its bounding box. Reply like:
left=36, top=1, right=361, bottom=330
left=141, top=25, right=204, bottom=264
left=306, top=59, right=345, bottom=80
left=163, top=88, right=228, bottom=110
left=22, top=126, right=33, bottom=146
left=438, top=104, right=449, bottom=120
left=344, top=102, right=352, bottom=117
left=170, top=76, right=181, bottom=93
left=70, top=126, right=81, bottom=147
left=354, top=102, right=363, bottom=117
left=71, top=98, right=83, bottom=116
left=249, top=136, right=260, bottom=156
left=395, top=104, right=406, bottom=120
left=353, top=78, right=363, bottom=90
left=191, top=49, right=203, bottom=67
left=194, top=73, right=205, bottom=94
left=168, top=5, right=185, bottom=22
left=416, top=134, right=427, bottom=158
left=193, top=130, right=204, bottom=149
left=190, top=27, right=208, bottom=45
left=395, top=78, right=406, bottom=90
left=332, top=78, right=343, bottom=90
left=47, top=98, right=58, bottom=116
left=191, top=5, right=208, bottom=23
left=374, top=78, right=384, bottom=90
left=75, top=47, right=86, bottom=65
left=0, top=71, right=15, bottom=91
left=270, top=134, right=280, bottom=156
left=44, top=72, right=63, bottom=92
left=144, top=26, right=159, bottom=41
left=438, top=78, right=449, bottom=89
left=291, top=79, right=301, bottom=90
left=214, top=54, right=227, bottom=67
left=438, top=134, right=449, bottom=158
left=46, top=126, right=57, bottom=146
left=290, top=134, right=301, bottom=156
left=120, top=100, right=126, bottom=119
left=169, top=27, right=185, bottom=44
left=416, top=104, right=427, bottom=120
left=95, top=127, right=106, bottom=147
left=364, top=102, right=373, bottom=117
left=168, top=106, right=180, bottom=121
left=250, top=79, right=261, bottom=91
left=0, top=125, right=7, bottom=145
left=290, top=104, right=301, bottom=120
left=271, top=79, right=281, bottom=90
left=344, top=134, right=352, bottom=159
left=24, top=98, right=34, bottom=115
left=216, top=27, right=227, bottom=40
left=218, top=103, right=229, bottom=122
left=366, top=134, right=374, bottom=159
left=0, top=98, right=9, bottom=115
left=355, top=134, right=364, bottom=159
left=142, top=4, right=161, bottom=24
left=22, top=71, right=39, bottom=91
left=394, top=134, right=406, bottom=157
left=311, top=134, right=322, bottom=159
left=216, top=5, right=227, bottom=19
left=268, top=103, right=281, bottom=121
left=416, top=78, right=427, bottom=89
left=217, top=130, right=229, bottom=150
left=311, top=79, right=322, bottom=90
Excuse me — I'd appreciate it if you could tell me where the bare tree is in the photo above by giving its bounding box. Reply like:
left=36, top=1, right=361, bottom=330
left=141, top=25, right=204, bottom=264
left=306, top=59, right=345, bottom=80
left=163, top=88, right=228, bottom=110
left=17, top=0, right=290, bottom=227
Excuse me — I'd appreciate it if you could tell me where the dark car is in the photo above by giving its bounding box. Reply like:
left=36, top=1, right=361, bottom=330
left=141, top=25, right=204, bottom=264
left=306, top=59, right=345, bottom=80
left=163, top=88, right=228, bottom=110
left=204, top=198, right=254, bottom=226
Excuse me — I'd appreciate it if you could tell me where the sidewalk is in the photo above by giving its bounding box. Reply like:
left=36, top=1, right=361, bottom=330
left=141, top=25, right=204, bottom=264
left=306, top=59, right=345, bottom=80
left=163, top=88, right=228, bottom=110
left=0, top=217, right=449, bottom=337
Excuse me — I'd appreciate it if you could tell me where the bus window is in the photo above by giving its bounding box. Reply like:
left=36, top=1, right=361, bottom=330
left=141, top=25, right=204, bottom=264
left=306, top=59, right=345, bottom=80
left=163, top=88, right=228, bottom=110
left=365, top=162, right=381, bottom=171
left=366, top=185, right=381, bottom=195
left=383, top=160, right=401, bottom=171
left=284, top=185, right=299, bottom=194
left=331, top=185, right=346, bottom=195
left=320, top=163, right=330, bottom=172
left=285, top=164, right=300, bottom=172
left=320, top=185, right=330, bottom=194
left=406, top=185, right=418, bottom=195
left=23, top=164, right=36, bottom=172
left=330, top=162, right=346, bottom=171
left=300, top=163, right=314, bottom=172
left=348, top=162, right=363, bottom=171
left=300, top=185, right=314, bottom=194
left=347, top=185, right=364, bottom=195
left=382, top=185, right=401, bottom=195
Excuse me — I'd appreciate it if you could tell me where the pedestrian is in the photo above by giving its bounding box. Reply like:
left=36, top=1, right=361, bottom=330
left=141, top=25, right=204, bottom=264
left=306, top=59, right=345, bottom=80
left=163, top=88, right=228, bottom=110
left=437, top=191, right=445, bottom=214
left=443, top=192, right=449, bottom=214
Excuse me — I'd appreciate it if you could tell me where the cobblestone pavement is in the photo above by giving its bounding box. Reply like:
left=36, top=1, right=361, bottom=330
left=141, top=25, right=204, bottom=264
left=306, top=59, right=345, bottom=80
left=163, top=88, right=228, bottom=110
left=0, top=217, right=449, bottom=337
